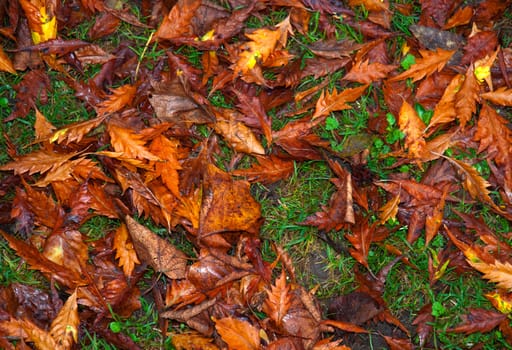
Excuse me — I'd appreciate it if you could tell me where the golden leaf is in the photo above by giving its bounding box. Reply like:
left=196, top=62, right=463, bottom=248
left=113, top=223, right=141, bottom=276
left=399, top=100, right=426, bottom=158
left=49, top=291, right=79, bottom=350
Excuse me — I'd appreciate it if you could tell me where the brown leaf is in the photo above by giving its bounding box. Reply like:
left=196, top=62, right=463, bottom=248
left=232, top=155, right=294, bottom=185
left=447, top=308, right=507, bottom=334
left=345, top=218, right=375, bottom=268
left=389, top=48, right=455, bottom=82
left=172, top=332, right=219, bottom=350
left=213, top=109, right=265, bottom=155
left=49, top=116, right=106, bottom=145
left=427, top=74, right=464, bottom=132
left=378, top=194, right=400, bottom=224
left=124, top=216, right=187, bottom=279
left=443, top=6, right=473, bottom=29
left=214, top=317, right=260, bottom=350
left=383, top=335, right=413, bottom=350
left=474, top=103, right=512, bottom=166
left=343, top=60, right=396, bottom=84
left=312, top=84, right=368, bottom=119
left=412, top=303, right=433, bottom=347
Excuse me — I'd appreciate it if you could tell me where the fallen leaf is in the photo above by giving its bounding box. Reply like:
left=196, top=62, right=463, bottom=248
left=125, top=216, right=187, bottom=279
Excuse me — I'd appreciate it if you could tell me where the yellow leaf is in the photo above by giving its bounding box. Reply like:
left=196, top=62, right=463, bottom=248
left=19, top=0, right=57, bottom=44
left=486, top=291, right=512, bottom=314
left=0, top=46, right=16, bottom=74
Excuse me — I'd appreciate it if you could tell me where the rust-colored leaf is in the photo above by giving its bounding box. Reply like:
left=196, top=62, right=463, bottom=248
left=213, top=109, right=265, bottom=155
left=232, top=155, right=294, bottom=185
left=0, top=45, right=16, bottom=74
left=378, top=194, right=400, bottom=224
left=455, top=65, right=480, bottom=128
left=481, top=86, right=512, bottom=106
left=389, top=48, right=455, bottom=82
left=447, top=308, right=507, bottom=334
left=154, top=0, right=201, bottom=40
left=107, top=121, right=160, bottom=161
left=343, top=60, right=396, bottom=84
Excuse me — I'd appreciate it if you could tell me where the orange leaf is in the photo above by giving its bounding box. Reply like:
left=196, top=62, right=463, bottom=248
left=455, top=65, right=480, bottom=128
left=214, top=317, right=260, bottom=350
left=107, top=122, right=160, bottom=161
left=232, top=16, right=292, bottom=76
left=263, top=271, right=292, bottom=327
left=97, top=84, right=137, bottom=115
left=113, top=223, right=141, bottom=276
left=148, top=135, right=182, bottom=198
left=389, top=48, right=455, bottom=82
left=443, top=6, right=473, bottom=29
left=49, top=116, right=106, bottom=145
left=343, top=60, right=396, bottom=84
left=469, top=260, right=512, bottom=290
left=172, top=332, right=219, bottom=350
left=481, top=86, right=512, bottom=106
left=49, top=290, right=79, bottom=349
left=0, top=46, right=16, bottom=74
left=399, top=100, right=426, bottom=158
left=154, top=0, right=201, bottom=40
left=427, top=74, right=463, bottom=132
left=0, top=150, right=78, bottom=176
left=19, top=0, right=57, bottom=44
left=313, top=84, right=368, bottom=119
left=34, top=107, right=56, bottom=142
left=425, top=188, right=447, bottom=246
left=378, top=194, right=400, bottom=224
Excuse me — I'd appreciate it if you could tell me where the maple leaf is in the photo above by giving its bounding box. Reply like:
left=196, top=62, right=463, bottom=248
left=343, top=60, right=396, bottom=84
left=389, top=48, right=455, bottom=82
left=481, top=86, right=512, bottom=106
left=97, top=84, right=137, bottom=115
left=399, top=100, right=426, bottom=158
left=106, top=122, right=160, bottom=161
left=113, top=223, right=140, bottom=276
left=263, top=271, right=292, bottom=327
left=214, top=317, right=260, bottom=350
left=232, top=16, right=292, bottom=76
left=312, top=84, right=368, bottom=119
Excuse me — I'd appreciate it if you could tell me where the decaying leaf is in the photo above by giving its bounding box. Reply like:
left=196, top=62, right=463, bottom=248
left=125, top=216, right=187, bottom=279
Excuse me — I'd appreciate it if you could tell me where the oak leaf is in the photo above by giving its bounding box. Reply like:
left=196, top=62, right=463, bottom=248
left=389, top=48, right=455, bottom=82
left=214, top=317, right=260, bottom=350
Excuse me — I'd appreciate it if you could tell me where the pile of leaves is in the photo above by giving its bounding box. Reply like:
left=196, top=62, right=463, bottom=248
left=0, top=0, right=511, bottom=348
